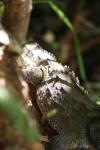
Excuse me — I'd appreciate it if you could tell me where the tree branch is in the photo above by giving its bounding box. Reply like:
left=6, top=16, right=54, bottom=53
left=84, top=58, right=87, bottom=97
left=2, top=0, right=32, bottom=44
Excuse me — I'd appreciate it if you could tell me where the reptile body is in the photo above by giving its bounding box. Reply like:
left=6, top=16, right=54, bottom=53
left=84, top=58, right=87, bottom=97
left=21, top=43, right=100, bottom=150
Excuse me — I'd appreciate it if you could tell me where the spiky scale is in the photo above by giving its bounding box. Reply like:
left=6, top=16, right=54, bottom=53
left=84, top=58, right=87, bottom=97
left=22, top=43, right=57, bottom=68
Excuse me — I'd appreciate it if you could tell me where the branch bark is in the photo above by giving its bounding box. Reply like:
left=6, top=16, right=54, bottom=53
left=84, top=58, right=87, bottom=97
left=2, top=0, right=32, bottom=44
left=0, top=1, right=43, bottom=148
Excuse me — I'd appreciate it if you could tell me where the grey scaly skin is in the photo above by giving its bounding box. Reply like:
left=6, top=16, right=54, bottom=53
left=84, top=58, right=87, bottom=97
left=21, top=43, right=100, bottom=150
left=22, top=43, right=57, bottom=67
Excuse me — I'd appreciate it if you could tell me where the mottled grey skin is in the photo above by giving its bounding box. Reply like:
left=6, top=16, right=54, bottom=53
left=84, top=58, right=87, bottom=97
left=21, top=43, right=100, bottom=150
left=22, top=43, right=57, bottom=67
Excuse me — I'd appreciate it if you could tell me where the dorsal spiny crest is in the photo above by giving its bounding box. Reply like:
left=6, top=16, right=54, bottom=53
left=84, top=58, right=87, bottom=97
left=23, top=43, right=57, bottom=63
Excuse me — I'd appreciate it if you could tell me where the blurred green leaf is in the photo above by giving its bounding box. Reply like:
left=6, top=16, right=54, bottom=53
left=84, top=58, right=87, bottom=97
left=0, top=86, right=40, bottom=142
left=0, top=2, right=4, bottom=18
left=49, top=2, right=74, bottom=32
left=47, top=108, right=58, bottom=118
left=92, top=93, right=100, bottom=105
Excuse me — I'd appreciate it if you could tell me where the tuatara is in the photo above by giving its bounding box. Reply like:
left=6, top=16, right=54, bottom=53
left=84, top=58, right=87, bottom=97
left=21, top=43, right=100, bottom=150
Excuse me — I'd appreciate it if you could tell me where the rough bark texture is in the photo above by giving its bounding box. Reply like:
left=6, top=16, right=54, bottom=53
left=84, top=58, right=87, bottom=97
left=2, top=0, right=32, bottom=44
